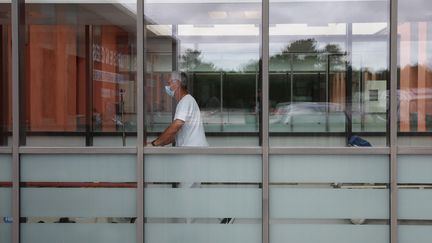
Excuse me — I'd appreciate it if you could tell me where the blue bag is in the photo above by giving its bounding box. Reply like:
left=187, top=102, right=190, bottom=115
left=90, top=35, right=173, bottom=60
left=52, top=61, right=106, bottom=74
left=348, top=135, right=372, bottom=147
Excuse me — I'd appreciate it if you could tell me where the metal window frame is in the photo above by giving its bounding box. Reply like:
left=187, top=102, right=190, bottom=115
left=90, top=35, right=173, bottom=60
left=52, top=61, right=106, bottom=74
left=5, top=0, right=428, bottom=243
left=11, top=0, right=24, bottom=242
left=0, top=147, right=12, bottom=153
left=261, top=2, right=270, bottom=243
left=389, top=0, right=399, bottom=242
left=137, top=1, right=145, bottom=243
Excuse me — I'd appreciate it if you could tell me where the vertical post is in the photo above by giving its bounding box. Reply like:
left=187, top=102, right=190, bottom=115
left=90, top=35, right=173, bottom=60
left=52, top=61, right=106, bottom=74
left=360, top=68, right=365, bottom=131
left=11, top=0, right=25, bottom=242
left=0, top=25, right=7, bottom=146
left=261, top=2, right=269, bottom=243
left=256, top=70, right=259, bottom=132
left=326, top=55, right=330, bottom=132
left=172, top=25, right=178, bottom=72
left=171, top=25, right=178, bottom=143
left=85, top=25, right=94, bottom=146
left=345, top=23, right=353, bottom=145
left=389, top=0, right=399, bottom=242
left=137, top=0, right=144, bottom=242
left=220, top=71, right=224, bottom=132
left=290, top=54, right=294, bottom=132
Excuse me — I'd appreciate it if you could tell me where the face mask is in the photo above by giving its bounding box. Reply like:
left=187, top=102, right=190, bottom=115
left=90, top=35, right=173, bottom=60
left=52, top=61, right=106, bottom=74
left=165, top=85, right=175, bottom=97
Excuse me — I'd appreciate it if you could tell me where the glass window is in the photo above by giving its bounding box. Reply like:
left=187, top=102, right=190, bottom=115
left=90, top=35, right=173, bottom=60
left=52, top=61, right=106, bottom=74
left=398, top=155, right=432, bottom=243
left=270, top=155, right=389, bottom=243
left=20, top=154, right=136, bottom=243
left=145, top=154, right=262, bottom=243
left=23, top=2, right=137, bottom=147
left=0, top=154, right=12, bottom=243
left=269, top=0, right=389, bottom=147
left=0, top=1, right=11, bottom=146
left=144, top=0, right=261, bottom=147
left=398, top=0, right=432, bottom=146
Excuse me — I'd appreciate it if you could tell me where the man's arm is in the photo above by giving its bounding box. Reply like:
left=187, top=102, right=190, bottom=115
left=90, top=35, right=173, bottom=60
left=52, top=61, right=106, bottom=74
left=151, top=119, right=185, bottom=146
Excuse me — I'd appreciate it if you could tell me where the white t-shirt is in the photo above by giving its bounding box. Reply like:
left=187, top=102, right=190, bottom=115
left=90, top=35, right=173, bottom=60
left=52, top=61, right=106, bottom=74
left=174, top=94, right=208, bottom=147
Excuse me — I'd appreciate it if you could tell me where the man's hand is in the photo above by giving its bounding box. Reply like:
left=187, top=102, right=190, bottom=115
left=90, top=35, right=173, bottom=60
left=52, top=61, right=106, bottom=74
left=150, top=119, right=184, bottom=146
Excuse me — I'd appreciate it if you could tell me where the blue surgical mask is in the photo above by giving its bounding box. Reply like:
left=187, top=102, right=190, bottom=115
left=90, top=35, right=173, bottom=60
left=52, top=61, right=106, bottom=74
left=165, top=85, right=175, bottom=97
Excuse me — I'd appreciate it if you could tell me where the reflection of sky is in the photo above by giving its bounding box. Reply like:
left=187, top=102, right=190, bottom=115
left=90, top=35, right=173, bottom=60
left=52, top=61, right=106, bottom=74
left=143, top=0, right=393, bottom=71
left=352, top=41, right=388, bottom=71
left=180, top=43, right=259, bottom=71
left=399, top=40, right=432, bottom=70
left=179, top=40, right=389, bottom=71
left=177, top=34, right=389, bottom=71
left=269, top=1, right=388, bottom=24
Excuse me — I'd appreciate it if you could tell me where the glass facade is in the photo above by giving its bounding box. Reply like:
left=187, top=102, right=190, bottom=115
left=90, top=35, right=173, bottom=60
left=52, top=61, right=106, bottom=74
left=0, top=155, right=12, bottom=243
left=398, top=0, right=432, bottom=146
left=23, top=1, right=137, bottom=147
left=0, top=1, right=11, bottom=242
left=20, top=154, right=136, bottom=243
left=144, top=154, right=261, bottom=243
left=269, top=0, right=389, bottom=147
left=144, top=0, right=261, bottom=146
left=0, top=1, right=431, bottom=243
left=397, top=2, right=432, bottom=241
left=398, top=155, right=432, bottom=243
left=270, top=155, right=389, bottom=243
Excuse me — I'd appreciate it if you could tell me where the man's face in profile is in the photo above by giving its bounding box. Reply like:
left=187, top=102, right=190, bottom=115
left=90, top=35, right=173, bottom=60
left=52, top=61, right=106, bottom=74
left=167, top=77, right=180, bottom=92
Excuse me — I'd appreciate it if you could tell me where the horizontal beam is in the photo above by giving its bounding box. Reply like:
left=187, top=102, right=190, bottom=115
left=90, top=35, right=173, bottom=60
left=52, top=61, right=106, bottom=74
left=19, top=147, right=137, bottom=154
left=0, top=147, right=12, bottom=153
left=143, top=147, right=262, bottom=154
left=397, top=147, right=432, bottom=155
left=270, top=147, right=390, bottom=155
left=12, top=146, right=402, bottom=155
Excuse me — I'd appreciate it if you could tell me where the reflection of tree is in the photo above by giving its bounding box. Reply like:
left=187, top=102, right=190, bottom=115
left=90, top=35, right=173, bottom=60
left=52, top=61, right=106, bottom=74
left=240, top=59, right=259, bottom=72
left=271, top=39, right=319, bottom=69
left=241, top=38, right=345, bottom=72
left=180, top=48, right=218, bottom=72
left=320, top=43, right=346, bottom=69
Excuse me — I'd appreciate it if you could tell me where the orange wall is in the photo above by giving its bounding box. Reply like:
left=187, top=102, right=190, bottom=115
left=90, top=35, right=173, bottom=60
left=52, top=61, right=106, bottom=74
left=27, top=25, right=78, bottom=131
left=399, top=22, right=432, bottom=132
left=26, top=25, right=131, bottom=132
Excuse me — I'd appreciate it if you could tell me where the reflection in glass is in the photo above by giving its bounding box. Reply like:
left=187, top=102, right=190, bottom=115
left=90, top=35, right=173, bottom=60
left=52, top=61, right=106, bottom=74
left=269, top=1, right=389, bottom=147
left=144, top=1, right=261, bottom=146
left=398, top=155, right=432, bottom=243
left=270, top=155, right=390, bottom=243
left=398, top=0, right=432, bottom=146
left=20, top=154, right=136, bottom=243
left=144, top=154, right=262, bottom=243
left=0, top=2, right=11, bottom=146
left=24, top=3, right=137, bottom=146
left=0, top=154, right=12, bottom=243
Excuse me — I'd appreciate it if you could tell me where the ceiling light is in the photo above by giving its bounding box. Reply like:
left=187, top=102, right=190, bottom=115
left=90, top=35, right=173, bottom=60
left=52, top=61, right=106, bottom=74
left=208, top=11, right=227, bottom=19
left=244, top=11, right=260, bottom=19
left=146, top=25, right=172, bottom=36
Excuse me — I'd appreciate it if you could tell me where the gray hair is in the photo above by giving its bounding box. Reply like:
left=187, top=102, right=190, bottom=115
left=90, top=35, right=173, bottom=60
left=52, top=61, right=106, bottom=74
left=171, top=71, right=188, bottom=89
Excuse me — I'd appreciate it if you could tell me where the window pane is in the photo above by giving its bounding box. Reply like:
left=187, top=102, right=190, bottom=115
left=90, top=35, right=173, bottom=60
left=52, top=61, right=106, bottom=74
left=0, top=1, right=11, bottom=146
left=23, top=2, right=137, bottom=147
left=0, top=154, right=12, bottom=243
left=145, top=154, right=262, bottom=243
left=398, top=155, right=432, bottom=243
left=20, top=154, right=136, bottom=243
left=144, top=0, right=261, bottom=147
left=270, top=155, right=389, bottom=243
left=398, top=0, right=432, bottom=146
left=269, top=0, right=389, bottom=147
